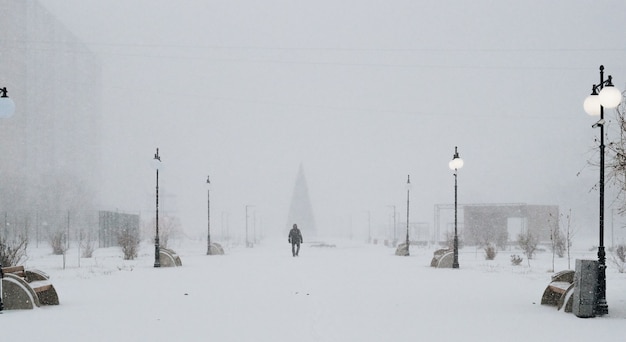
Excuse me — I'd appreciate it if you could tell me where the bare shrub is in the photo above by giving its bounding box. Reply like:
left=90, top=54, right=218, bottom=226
left=79, top=229, right=96, bottom=258
left=0, top=235, right=29, bottom=266
left=444, top=231, right=464, bottom=250
left=484, top=243, right=497, bottom=260
left=510, top=254, right=523, bottom=266
left=49, top=230, right=68, bottom=255
left=611, top=244, right=626, bottom=273
left=117, top=227, right=140, bottom=260
left=142, top=215, right=182, bottom=249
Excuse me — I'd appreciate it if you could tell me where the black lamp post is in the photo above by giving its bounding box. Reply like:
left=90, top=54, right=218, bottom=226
left=387, top=205, right=396, bottom=246
left=449, top=146, right=464, bottom=269
left=0, top=86, right=14, bottom=312
left=583, top=65, right=622, bottom=315
left=206, top=175, right=212, bottom=255
left=245, top=205, right=254, bottom=248
left=153, top=148, right=162, bottom=268
left=405, top=175, right=411, bottom=256
left=366, top=211, right=371, bottom=243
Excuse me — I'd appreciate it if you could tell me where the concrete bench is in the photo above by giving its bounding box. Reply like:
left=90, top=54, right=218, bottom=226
left=430, top=248, right=454, bottom=268
left=159, top=247, right=182, bottom=267
left=1, top=265, right=60, bottom=309
left=541, top=270, right=575, bottom=312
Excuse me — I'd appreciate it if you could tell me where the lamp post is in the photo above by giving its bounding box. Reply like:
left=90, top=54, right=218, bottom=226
left=245, top=205, right=254, bottom=247
left=583, top=65, right=622, bottom=315
left=153, top=148, right=162, bottom=268
left=0, top=86, right=15, bottom=312
left=366, top=211, right=371, bottom=243
left=405, top=175, right=411, bottom=256
left=387, top=205, right=397, bottom=246
left=206, top=175, right=212, bottom=255
left=449, top=146, right=464, bottom=269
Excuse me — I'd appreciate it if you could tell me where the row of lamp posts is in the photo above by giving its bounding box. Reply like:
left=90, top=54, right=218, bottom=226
left=150, top=150, right=218, bottom=265
left=400, top=149, right=463, bottom=258
left=422, top=66, right=620, bottom=318
left=3, top=67, right=615, bottom=314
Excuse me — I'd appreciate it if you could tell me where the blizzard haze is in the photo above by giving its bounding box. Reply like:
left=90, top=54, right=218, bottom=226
left=31, top=1, right=626, bottom=242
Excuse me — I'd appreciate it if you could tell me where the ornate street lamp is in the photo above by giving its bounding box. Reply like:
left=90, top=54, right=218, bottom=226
left=449, top=146, right=464, bottom=269
left=405, top=175, right=411, bottom=256
left=387, top=205, right=397, bottom=246
left=153, top=148, right=162, bottom=268
left=583, top=65, right=622, bottom=315
left=206, top=175, right=212, bottom=255
left=245, top=205, right=254, bottom=248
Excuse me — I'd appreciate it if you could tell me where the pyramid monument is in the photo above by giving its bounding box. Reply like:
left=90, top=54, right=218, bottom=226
left=286, top=164, right=317, bottom=237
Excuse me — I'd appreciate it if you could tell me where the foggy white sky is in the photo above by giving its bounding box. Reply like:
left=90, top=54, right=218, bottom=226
left=37, top=0, right=626, bottom=241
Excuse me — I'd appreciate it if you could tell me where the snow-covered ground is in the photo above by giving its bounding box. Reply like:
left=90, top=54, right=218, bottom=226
left=2, top=238, right=625, bottom=341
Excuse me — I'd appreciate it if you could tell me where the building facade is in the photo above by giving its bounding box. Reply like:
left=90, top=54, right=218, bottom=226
left=0, top=1, right=101, bottom=240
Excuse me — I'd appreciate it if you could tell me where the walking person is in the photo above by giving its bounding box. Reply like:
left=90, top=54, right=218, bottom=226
left=288, top=223, right=303, bottom=257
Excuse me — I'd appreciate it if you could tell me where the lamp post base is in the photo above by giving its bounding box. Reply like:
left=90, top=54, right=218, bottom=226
left=154, top=243, right=161, bottom=268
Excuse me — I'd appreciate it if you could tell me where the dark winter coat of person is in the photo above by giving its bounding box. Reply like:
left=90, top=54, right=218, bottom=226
left=288, top=224, right=303, bottom=257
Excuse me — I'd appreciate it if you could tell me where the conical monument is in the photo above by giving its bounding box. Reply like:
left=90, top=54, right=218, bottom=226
left=286, top=164, right=317, bottom=237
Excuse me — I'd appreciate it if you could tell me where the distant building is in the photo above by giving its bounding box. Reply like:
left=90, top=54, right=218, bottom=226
left=463, top=204, right=558, bottom=246
left=0, top=1, right=101, bottom=237
left=435, top=203, right=559, bottom=246
left=98, top=211, right=140, bottom=248
left=286, top=164, right=317, bottom=237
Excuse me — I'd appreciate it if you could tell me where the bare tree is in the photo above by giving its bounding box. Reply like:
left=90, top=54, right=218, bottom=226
left=79, top=229, right=96, bottom=258
left=559, top=209, right=577, bottom=269
left=605, top=91, right=626, bottom=213
left=547, top=213, right=566, bottom=272
left=142, top=215, right=182, bottom=249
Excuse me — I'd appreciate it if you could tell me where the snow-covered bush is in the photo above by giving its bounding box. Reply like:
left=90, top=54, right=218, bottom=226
left=0, top=235, right=28, bottom=266
left=80, top=229, right=96, bottom=258
left=484, top=243, right=497, bottom=260
left=117, top=227, right=140, bottom=260
left=48, top=230, right=68, bottom=255
left=611, top=245, right=626, bottom=273
left=517, top=231, right=538, bottom=261
left=510, top=254, right=523, bottom=266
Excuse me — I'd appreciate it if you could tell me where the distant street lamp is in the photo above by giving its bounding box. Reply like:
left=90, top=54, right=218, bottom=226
left=366, top=211, right=371, bottom=243
left=245, top=205, right=254, bottom=248
left=583, top=65, right=622, bottom=315
left=405, top=175, right=411, bottom=256
left=153, top=148, right=162, bottom=268
left=387, top=205, right=397, bottom=246
left=206, top=175, right=212, bottom=255
left=449, top=146, right=464, bottom=269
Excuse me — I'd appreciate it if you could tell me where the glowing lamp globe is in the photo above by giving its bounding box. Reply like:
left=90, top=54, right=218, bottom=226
left=584, top=94, right=601, bottom=116
left=0, top=96, right=15, bottom=118
left=599, top=86, right=622, bottom=109
left=449, top=157, right=464, bottom=170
